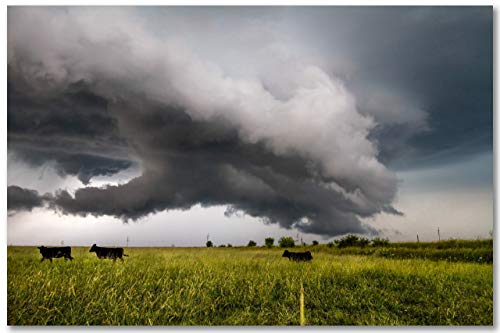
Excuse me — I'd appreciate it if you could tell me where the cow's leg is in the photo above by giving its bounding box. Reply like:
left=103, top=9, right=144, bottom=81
left=49, top=258, right=53, bottom=263
left=40, top=257, right=45, bottom=262
left=120, top=256, right=124, bottom=262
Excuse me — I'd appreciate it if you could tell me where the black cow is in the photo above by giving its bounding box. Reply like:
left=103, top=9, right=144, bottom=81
left=89, top=244, right=128, bottom=261
left=282, top=250, right=313, bottom=262
left=37, top=246, right=74, bottom=262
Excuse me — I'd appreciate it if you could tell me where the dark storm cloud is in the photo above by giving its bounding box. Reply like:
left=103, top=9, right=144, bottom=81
left=44, top=103, right=386, bottom=236
left=11, top=148, right=132, bottom=184
left=8, top=68, right=134, bottom=183
left=7, top=185, right=47, bottom=212
left=6, top=7, right=491, bottom=236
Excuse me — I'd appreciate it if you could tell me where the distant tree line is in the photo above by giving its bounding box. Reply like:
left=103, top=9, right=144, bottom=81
left=205, top=234, right=390, bottom=248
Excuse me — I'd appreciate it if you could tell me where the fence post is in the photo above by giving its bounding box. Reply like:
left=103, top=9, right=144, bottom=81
left=300, top=282, right=305, bottom=326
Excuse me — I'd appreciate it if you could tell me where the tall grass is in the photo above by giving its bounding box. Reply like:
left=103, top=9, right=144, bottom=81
left=8, top=246, right=493, bottom=326
left=303, top=239, right=493, bottom=263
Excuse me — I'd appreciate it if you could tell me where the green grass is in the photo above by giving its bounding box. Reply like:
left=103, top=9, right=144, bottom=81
left=309, top=238, right=493, bottom=263
left=7, top=244, right=493, bottom=326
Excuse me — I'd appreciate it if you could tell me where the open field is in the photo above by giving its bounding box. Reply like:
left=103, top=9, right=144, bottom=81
left=322, top=239, right=493, bottom=263
left=7, top=242, right=493, bottom=326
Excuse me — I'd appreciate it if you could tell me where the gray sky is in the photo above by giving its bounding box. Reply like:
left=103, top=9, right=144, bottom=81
left=7, top=6, right=493, bottom=246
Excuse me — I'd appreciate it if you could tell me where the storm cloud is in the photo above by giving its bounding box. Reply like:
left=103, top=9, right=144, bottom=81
left=7, top=7, right=491, bottom=236
left=8, top=75, right=134, bottom=183
left=7, top=186, right=48, bottom=212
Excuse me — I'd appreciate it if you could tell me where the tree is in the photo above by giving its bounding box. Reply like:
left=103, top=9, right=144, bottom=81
left=358, top=237, right=370, bottom=248
left=247, top=240, right=257, bottom=247
left=337, top=234, right=359, bottom=248
left=227, top=244, right=232, bottom=247
left=371, top=237, right=390, bottom=247
left=265, top=237, right=274, bottom=248
left=206, top=240, right=213, bottom=248
left=337, top=234, right=371, bottom=248
left=312, top=240, right=319, bottom=246
left=278, top=237, right=295, bottom=248
left=218, top=244, right=226, bottom=247
left=327, top=242, right=334, bottom=248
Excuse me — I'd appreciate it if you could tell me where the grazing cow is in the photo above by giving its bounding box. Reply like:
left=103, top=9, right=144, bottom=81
left=37, top=246, right=74, bottom=262
left=282, top=250, right=313, bottom=262
left=89, top=244, right=128, bottom=261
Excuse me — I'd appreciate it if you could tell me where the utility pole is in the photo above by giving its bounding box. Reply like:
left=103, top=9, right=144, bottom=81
left=437, top=227, right=441, bottom=242
left=126, top=236, right=129, bottom=247
left=417, top=234, right=419, bottom=243
left=207, top=233, right=210, bottom=242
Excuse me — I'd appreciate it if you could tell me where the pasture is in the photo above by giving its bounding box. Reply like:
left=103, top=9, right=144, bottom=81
left=7, top=243, right=493, bottom=326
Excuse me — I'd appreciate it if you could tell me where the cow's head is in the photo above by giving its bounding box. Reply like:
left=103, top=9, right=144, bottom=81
left=89, top=244, right=97, bottom=252
left=282, top=250, right=290, bottom=258
left=37, top=246, right=45, bottom=252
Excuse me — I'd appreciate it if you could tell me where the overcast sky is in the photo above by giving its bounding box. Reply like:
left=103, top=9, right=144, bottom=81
left=7, top=6, right=492, bottom=246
